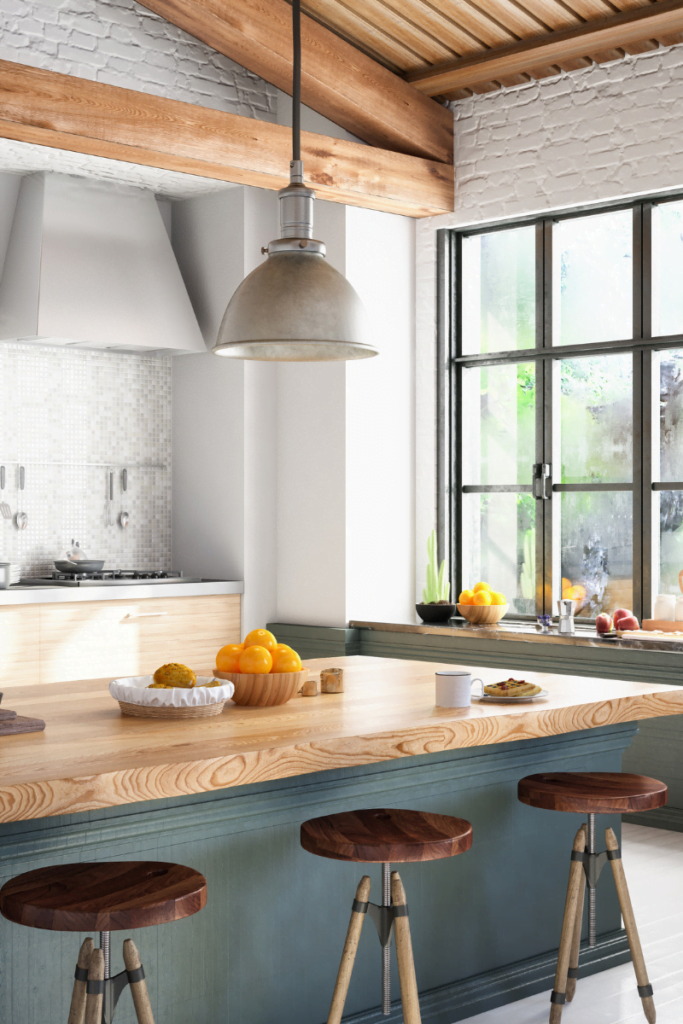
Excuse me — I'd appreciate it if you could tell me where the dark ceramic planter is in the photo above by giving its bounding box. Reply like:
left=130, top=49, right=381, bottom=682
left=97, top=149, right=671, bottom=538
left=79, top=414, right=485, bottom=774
left=416, top=602, right=456, bottom=624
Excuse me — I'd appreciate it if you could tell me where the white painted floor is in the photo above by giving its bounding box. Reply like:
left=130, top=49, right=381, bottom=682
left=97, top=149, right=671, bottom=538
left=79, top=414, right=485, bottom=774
left=460, top=823, right=683, bottom=1024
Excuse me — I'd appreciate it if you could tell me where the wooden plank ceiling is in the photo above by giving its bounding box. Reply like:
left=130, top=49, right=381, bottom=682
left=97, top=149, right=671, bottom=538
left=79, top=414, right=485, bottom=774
left=302, top=0, right=683, bottom=99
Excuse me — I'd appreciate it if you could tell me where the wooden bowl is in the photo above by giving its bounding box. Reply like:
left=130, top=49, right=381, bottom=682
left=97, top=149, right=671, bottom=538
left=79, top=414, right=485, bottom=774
left=213, top=669, right=307, bottom=706
left=457, top=603, right=508, bottom=625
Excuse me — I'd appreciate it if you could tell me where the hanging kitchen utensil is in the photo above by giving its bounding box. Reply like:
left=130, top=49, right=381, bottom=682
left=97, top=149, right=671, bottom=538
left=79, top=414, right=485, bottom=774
left=0, top=466, right=11, bottom=520
left=107, top=469, right=114, bottom=527
left=14, top=466, right=27, bottom=530
left=119, top=468, right=129, bottom=528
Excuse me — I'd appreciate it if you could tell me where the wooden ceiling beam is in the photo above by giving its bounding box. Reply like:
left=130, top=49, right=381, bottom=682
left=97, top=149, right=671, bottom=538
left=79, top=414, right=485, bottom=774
left=134, top=0, right=453, bottom=164
left=406, top=0, right=683, bottom=95
left=0, top=61, right=453, bottom=218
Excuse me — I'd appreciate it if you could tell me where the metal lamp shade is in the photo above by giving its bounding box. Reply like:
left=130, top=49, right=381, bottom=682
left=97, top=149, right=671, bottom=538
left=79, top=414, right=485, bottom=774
left=213, top=251, right=377, bottom=361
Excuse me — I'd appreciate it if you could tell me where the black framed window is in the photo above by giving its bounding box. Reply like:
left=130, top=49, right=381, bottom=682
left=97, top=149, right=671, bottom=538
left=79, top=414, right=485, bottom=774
left=437, top=195, right=683, bottom=622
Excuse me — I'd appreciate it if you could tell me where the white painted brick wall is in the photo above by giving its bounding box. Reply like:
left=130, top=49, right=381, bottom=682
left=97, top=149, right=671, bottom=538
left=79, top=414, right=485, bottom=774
left=0, top=0, right=277, bottom=120
left=415, top=44, right=683, bottom=595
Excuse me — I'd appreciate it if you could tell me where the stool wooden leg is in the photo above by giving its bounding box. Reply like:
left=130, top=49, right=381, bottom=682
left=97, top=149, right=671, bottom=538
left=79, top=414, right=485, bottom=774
left=84, top=949, right=104, bottom=1024
left=605, top=828, right=656, bottom=1024
left=68, top=937, right=94, bottom=1024
left=566, top=823, right=587, bottom=1002
left=391, top=871, right=421, bottom=1024
left=549, top=825, right=587, bottom=1024
left=123, top=940, right=156, bottom=1024
left=326, top=876, right=371, bottom=1024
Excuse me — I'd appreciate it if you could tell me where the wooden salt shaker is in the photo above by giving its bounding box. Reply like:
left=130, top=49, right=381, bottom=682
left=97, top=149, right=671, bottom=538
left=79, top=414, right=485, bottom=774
left=321, top=668, right=344, bottom=693
left=299, top=674, right=319, bottom=697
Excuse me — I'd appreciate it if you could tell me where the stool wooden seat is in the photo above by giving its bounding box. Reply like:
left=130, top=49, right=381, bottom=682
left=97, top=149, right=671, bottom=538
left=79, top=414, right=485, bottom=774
left=518, top=771, right=666, bottom=1024
left=0, top=861, right=206, bottom=1024
left=300, top=807, right=473, bottom=863
left=0, top=861, right=206, bottom=932
left=301, top=808, right=472, bottom=1024
left=518, top=772, right=668, bottom=815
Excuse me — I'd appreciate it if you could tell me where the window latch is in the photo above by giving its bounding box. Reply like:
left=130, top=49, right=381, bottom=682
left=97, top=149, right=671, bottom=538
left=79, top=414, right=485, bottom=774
left=533, top=464, right=552, bottom=500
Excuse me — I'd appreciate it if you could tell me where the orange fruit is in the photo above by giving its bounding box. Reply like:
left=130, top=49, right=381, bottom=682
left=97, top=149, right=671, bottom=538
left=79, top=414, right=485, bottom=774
left=570, top=584, right=586, bottom=603
left=238, top=645, right=273, bottom=674
left=272, top=643, right=293, bottom=658
left=459, top=589, right=475, bottom=605
left=244, top=629, right=277, bottom=653
left=562, top=586, right=574, bottom=600
left=472, top=590, right=492, bottom=605
left=216, top=643, right=244, bottom=673
left=271, top=649, right=303, bottom=673
left=562, top=577, right=572, bottom=592
left=490, top=592, right=506, bottom=605
left=473, top=582, right=491, bottom=594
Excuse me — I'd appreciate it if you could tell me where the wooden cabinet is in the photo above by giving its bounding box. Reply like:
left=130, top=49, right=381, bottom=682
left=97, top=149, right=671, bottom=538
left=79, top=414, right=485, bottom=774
left=0, top=606, right=41, bottom=687
left=10, top=595, right=240, bottom=685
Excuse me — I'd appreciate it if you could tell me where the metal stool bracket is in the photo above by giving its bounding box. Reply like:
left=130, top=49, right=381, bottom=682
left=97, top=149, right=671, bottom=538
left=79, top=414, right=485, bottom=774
left=367, top=901, right=408, bottom=948
left=572, top=849, right=611, bottom=889
left=95, top=965, right=145, bottom=1024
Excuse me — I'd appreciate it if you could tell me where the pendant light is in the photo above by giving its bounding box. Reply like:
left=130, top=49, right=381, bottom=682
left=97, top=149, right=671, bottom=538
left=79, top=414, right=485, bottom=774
left=212, top=0, right=378, bottom=362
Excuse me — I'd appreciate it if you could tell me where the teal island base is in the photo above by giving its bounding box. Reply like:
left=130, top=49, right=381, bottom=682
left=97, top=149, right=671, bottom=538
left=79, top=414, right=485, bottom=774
left=0, top=725, right=636, bottom=1024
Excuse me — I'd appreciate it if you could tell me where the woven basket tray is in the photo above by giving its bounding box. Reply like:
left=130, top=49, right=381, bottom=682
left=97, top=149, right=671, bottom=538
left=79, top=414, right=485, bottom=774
left=118, top=700, right=226, bottom=719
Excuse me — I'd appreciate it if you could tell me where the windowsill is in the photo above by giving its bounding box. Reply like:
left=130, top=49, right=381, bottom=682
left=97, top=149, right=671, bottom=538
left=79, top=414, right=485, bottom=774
left=348, top=618, right=683, bottom=654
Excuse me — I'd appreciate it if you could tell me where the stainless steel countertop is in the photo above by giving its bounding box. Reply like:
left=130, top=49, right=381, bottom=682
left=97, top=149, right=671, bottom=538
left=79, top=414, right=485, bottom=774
left=348, top=618, right=683, bottom=654
left=0, top=579, right=244, bottom=604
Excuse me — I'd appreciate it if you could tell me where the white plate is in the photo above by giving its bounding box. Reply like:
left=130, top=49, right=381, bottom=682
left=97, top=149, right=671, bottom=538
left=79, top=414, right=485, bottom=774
left=473, top=689, right=549, bottom=704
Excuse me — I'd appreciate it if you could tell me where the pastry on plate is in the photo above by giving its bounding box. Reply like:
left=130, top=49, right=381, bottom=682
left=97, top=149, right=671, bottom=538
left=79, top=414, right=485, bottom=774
left=152, top=663, right=196, bottom=688
left=484, top=678, right=542, bottom=697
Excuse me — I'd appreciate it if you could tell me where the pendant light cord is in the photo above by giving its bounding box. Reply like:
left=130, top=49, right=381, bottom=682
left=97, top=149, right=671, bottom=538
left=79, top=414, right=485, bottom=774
left=292, top=0, right=301, bottom=164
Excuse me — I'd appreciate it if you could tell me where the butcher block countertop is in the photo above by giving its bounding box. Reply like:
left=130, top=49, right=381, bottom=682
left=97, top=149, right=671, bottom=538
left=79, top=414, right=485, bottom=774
left=1, top=656, right=683, bottom=825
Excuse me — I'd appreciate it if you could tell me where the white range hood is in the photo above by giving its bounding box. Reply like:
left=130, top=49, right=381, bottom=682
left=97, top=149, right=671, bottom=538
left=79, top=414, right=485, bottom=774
left=0, top=172, right=206, bottom=354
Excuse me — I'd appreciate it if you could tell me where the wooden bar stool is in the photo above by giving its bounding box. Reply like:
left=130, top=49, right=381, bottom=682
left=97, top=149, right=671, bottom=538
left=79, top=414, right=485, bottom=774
left=518, top=772, right=667, bottom=1024
left=0, top=860, right=207, bottom=1024
left=301, top=807, right=472, bottom=1024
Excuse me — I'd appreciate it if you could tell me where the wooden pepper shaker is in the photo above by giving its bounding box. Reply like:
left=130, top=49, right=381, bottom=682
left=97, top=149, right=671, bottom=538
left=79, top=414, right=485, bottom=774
left=321, top=668, right=344, bottom=693
left=299, top=673, right=318, bottom=696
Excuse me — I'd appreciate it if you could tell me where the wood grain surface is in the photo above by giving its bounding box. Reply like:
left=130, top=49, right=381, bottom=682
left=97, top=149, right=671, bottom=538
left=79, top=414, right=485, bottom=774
left=0, top=656, right=682, bottom=824
left=518, top=772, right=668, bottom=814
left=300, top=807, right=473, bottom=862
left=0, top=861, right=207, bottom=931
left=0, top=61, right=453, bottom=218
left=135, top=0, right=454, bottom=163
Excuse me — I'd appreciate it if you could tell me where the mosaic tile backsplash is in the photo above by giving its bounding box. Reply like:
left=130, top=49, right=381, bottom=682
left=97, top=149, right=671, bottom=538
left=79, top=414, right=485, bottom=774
left=0, top=343, right=172, bottom=577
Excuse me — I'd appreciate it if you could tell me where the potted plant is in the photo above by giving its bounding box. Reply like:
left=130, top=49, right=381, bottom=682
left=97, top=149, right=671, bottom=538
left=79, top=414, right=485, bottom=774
left=416, top=530, right=455, bottom=624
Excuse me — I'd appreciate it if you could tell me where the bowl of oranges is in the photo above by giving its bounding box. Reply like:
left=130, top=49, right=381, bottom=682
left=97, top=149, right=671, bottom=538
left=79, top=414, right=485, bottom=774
left=457, top=583, right=507, bottom=625
left=214, top=629, right=307, bottom=707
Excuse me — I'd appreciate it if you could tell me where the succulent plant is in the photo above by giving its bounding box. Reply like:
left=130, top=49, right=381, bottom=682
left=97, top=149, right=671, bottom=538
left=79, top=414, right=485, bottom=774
left=422, top=529, right=451, bottom=604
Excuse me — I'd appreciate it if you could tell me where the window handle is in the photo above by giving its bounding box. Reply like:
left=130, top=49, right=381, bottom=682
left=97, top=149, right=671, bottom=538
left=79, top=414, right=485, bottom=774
left=533, top=464, right=552, bottom=500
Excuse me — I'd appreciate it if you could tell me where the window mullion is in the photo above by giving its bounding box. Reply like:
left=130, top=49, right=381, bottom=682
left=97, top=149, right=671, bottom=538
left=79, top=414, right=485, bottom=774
left=541, top=220, right=554, bottom=617
left=643, top=199, right=655, bottom=614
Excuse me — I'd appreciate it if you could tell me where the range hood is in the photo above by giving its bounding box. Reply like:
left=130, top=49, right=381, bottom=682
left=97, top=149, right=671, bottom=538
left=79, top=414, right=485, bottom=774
left=0, top=172, right=206, bottom=354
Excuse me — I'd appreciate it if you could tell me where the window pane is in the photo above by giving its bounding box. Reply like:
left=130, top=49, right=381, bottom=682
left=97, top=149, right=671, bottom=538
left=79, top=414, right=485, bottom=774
left=652, top=201, right=683, bottom=337
left=462, top=362, right=535, bottom=486
left=655, top=348, right=683, bottom=482
left=559, top=491, right=633, bottom=617
left=462, top=227, right=535, bottom=355
left=462, top=493, right=536, bottom=615
left=553, top=211, right=632, bottom=346
left=654, top=491, right=683, bottom=600
left=557, top=353, right=633, bottom=484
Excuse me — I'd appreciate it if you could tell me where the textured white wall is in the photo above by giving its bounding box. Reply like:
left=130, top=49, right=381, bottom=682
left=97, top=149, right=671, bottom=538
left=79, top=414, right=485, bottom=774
left=415, top=44, right=683, bottom=600
left=0, top=0, right=277, bottom=120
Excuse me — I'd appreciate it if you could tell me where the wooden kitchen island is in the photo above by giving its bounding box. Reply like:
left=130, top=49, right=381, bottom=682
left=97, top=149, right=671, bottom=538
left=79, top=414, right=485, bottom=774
left=2, top=656, right=683, bottom=1024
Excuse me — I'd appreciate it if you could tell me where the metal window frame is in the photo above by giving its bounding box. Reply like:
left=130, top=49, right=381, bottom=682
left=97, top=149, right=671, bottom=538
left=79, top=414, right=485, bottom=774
left=438, top=192, right=683, bottom=623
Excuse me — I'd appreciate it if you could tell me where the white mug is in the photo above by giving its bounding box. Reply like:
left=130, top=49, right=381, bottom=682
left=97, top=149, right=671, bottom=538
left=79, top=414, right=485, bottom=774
left=435, top=670, right=484, bottom=708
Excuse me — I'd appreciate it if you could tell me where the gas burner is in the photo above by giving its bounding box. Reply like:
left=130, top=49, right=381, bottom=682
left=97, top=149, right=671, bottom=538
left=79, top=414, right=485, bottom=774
left=42, top=569, right=189, bottom=586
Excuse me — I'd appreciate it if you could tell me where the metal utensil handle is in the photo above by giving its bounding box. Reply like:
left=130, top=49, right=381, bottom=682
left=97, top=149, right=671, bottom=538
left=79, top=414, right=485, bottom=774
left=0, top=466, right=4, bottom=489
left=19, top=466, right=25, bottom=490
